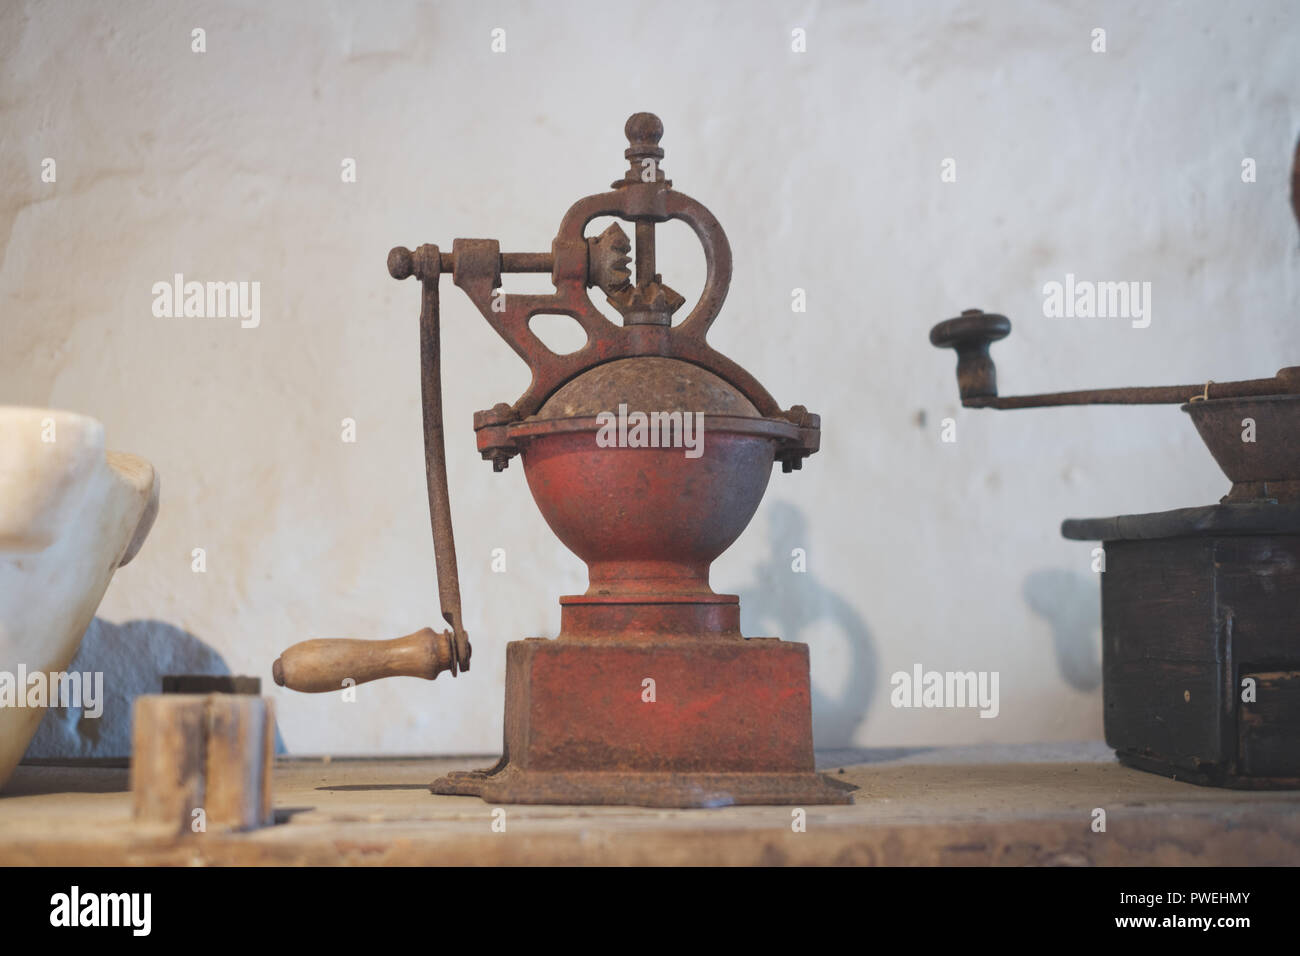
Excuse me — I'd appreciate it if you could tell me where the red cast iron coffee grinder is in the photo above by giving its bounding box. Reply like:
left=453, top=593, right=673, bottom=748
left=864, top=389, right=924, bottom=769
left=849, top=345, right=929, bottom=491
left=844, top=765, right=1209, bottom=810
left=273, top=113, right=853, bottom=807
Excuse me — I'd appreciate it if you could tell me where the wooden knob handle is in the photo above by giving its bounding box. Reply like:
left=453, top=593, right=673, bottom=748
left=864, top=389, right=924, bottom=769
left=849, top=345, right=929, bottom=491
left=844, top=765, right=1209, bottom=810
left=272, top=628, right=456, bottom=693
left=930, top=310, right=1012, bottom=401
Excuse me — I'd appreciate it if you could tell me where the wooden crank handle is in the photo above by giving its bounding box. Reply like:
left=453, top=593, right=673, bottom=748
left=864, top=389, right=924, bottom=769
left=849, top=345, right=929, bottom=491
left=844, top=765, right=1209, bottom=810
left=271, top=627, right=459, bottom=694
left=930, top=309, right=1011, bottom=402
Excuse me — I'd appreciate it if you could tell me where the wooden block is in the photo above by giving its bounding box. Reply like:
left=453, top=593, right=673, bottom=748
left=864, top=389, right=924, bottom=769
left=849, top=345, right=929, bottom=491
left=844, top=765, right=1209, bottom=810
left=130, top=695, right=205, bottom=832
left=204, top=696, right=274, bottom=830
left=130, top=694, right=275, bottom=833
left=1099, top=532, right=1300, bottom=785
left=260, top=696, right=274, bottom=825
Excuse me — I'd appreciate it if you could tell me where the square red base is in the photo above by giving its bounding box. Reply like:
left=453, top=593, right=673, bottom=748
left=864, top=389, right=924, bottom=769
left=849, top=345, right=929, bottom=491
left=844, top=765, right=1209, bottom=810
left=432, top=637, right=855, bottom=806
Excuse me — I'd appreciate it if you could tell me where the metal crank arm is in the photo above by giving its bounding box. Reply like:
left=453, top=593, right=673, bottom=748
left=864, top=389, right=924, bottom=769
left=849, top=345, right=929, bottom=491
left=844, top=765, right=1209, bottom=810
left=931, top=309, right=1300, bottom=408
left=272, top=244, right=470, bottom=693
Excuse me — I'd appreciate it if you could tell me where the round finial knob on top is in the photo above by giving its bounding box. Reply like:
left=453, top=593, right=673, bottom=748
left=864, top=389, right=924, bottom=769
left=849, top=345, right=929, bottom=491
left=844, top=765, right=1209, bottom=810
left=625, top=112, right=664, bottom=161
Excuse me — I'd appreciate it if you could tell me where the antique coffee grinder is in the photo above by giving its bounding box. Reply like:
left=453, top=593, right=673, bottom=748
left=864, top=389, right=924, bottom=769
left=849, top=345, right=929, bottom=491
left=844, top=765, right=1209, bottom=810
left=930, top=142, right=1300, bottom=788
left=273, top=113, right=853, bottom=807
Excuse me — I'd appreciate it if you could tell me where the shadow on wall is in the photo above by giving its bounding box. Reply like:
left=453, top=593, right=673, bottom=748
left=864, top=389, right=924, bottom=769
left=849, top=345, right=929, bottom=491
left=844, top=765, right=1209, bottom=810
left=738, top=502, right=877, bottom=747
left=1022, top=569, right=1102, bottom=693
left=24, top=617, right=285, bottom=760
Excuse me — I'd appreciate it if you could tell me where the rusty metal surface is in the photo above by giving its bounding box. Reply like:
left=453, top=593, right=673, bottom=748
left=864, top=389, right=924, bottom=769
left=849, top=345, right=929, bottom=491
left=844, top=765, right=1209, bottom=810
left=517, top=427, right=778, bottom=603
left=1184, top=395, right=1300, bottom=502
left=416, top=250, right=470, bottom=674
left=432, top=767, right=856, bottom=808
left=930, top=302, right=1300, bottom=505
left=438, top=113, right=819, bottom=473
left=273, top=112, right=840, bottom=806
left=430, top=637, right=855, bottom=807
left=932, top=309, right=1299, bottom=408
left=535, top=356, right=758, bottom=418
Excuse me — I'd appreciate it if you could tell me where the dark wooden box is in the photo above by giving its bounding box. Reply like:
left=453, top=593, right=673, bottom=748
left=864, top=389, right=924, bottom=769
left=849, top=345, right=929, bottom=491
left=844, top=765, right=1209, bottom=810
left=1064, top=505, right=1300, bottom=788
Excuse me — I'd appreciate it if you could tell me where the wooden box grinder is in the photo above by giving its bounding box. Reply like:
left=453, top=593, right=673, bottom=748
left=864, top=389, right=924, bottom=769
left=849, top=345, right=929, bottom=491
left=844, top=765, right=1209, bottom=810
left=930, top=142, right=1300, bottom=787
left=1065, top=506, right=1300, bottom=787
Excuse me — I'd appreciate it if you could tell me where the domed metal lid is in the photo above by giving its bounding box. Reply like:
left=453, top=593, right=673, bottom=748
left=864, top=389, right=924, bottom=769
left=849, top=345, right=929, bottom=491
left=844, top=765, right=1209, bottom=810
left=448, top=113, right=819, bottom=473
left=534, top=357, right=759, bottom=420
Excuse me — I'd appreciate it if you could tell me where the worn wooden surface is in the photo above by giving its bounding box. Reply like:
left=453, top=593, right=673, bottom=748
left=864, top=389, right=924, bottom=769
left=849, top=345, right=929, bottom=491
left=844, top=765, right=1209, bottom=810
left=1, top=743, right=1297, bottom=865
left=130, top=694, right=275, bottom=833
left=1100, top=535, right=1300, bottom=786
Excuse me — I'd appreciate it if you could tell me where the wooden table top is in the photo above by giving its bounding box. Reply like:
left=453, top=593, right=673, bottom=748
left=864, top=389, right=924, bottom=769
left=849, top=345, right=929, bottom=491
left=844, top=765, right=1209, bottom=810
left=2, top=743, right=1296, bottom=865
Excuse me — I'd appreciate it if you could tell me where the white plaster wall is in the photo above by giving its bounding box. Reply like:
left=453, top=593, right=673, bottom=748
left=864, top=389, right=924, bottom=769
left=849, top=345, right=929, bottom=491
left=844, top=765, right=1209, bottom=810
left=3, top=0, right=1298, bottom=757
